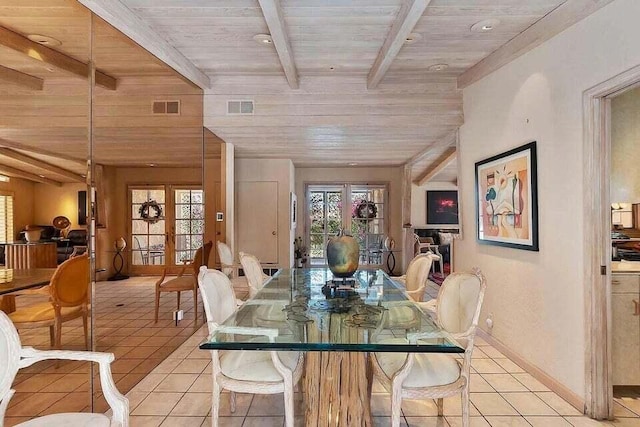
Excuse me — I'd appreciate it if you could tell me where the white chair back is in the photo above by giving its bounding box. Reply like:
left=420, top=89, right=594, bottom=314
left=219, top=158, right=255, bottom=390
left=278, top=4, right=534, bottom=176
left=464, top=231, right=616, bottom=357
left=404, top=253, right=436, bottom=296
left=0, top=312, right=22, bottom=421
left=217, top=241, right=234, bottom=277
left=239, top=252, right=266, bottom=298
left=436, top=270, right=486, bottom=335
left=198, top=267, right=238, bottom=335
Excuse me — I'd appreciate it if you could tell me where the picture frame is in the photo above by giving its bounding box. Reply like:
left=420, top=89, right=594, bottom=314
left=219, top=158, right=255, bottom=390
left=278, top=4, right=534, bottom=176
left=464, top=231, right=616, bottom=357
left=426, top=190, right=459, bottom=227
left=290, top=192, right=297, bottom=230
left=475, top=141, right=539, bottom=251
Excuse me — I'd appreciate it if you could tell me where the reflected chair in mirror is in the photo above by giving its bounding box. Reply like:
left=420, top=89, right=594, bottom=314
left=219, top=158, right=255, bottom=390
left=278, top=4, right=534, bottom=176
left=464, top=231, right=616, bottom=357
left=0, top=311, right=129, bottom=426
left=198, top=267, right=303, bottom=427
left=371, top=269, right=487, bottom=427
left=154, top=241, right=213, bottom=323
left=238, top=252, right=271, bottom=299
left=216, top=241, right=249, bottom=300
left=9, top=254, right=90, bottom=349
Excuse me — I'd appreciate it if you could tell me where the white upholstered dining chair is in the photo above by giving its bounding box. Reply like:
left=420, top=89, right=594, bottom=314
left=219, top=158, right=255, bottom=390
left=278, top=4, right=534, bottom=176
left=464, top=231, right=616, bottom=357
left=0, top=311, right=128, bottom=427
left=216, top=241, right=249, bottom=300
left=198, top=267, right=303, bottom=427
left=238, top=252, right=271, bottom=299
left=392, top=252, right=438, bottom=302
left=371, top=269, right=487, bottom=427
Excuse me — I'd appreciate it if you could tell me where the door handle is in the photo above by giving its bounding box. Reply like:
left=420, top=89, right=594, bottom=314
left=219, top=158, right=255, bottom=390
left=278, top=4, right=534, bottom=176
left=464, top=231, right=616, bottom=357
left=634, top=300, right=640, bottom=316
left=272, top=231, right=276, bottom=236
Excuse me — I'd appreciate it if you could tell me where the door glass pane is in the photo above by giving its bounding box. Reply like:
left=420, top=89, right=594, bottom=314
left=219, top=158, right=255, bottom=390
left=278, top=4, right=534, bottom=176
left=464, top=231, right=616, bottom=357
left=308, top=188, right=343, bottom=264
left=351, top=186, right=386, bottom=265
left=131, top=188, right=166, bottom=266
left=174, top=189, right=204, bottom=265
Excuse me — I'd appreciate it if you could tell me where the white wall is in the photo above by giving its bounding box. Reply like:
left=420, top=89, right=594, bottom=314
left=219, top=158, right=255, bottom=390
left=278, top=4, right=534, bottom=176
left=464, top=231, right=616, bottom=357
left=411, top=182, right=458, bottom=229
left=611, top=86, right=640, bottom=204
left=456, top=0, right=640, bottom=400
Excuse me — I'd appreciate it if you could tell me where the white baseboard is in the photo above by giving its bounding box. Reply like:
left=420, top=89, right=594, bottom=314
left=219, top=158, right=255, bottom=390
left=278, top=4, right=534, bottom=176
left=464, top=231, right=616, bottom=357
left=477, top=329, right=585, bottom=413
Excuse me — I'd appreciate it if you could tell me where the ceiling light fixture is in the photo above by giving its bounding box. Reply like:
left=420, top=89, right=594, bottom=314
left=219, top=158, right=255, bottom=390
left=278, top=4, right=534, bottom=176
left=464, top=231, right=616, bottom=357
left=148, top=163, right=156, bottom=167
left=428, top=63, right=449, bottom=71
left=45, top=66, right=55, bottom=73
left=253, top=34, right=273, bottom=45
left=27, top=34, right=62, bottom=46
left=348, top=162, right=358, bottom=166
left=404, top=33, right=422, bottom=44
left=38, top=174, right=45, bottom=178
left=470, top=19, right=500, bottom=33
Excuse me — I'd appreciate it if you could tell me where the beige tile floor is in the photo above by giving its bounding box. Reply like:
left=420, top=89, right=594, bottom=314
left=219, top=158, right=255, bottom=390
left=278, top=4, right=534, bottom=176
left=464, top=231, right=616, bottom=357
left=3, top=276, right=203, bottom=426
left=122, top=281, right=640, bottom=427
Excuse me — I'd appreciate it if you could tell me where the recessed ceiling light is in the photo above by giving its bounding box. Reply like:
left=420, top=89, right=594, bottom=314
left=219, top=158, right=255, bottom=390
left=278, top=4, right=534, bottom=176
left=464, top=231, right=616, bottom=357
left=428, top=63, right=449, bottom=71
left=148, top=163, right=156, bottom=167
left=45, top=66, right=55, bottom=73
left=253, top=34, right=273, bottom=45
left=470, top=19, right=500, bottom=33
left=38, top=174, right=45, bottom=178
left=27, top=34, right=62, bottom=46
left=348, top=162, right=358, bottom=166
left=404, top=33, right=422, bottom=44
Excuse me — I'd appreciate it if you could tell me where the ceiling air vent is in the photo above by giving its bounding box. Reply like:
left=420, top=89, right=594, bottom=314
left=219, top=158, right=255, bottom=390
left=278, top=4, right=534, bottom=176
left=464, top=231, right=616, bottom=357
left=152, top=100, right=180, bottom=115
left=227, top=100, right=254, bottom=115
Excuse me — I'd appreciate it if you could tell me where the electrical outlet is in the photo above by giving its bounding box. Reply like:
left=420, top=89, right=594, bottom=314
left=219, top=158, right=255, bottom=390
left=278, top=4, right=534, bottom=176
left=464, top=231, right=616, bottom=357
left=486, top=312, right=494, bottom=329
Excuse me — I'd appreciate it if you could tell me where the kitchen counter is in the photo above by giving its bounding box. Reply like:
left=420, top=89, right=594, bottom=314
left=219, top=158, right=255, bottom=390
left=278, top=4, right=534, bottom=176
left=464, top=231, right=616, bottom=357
left=612, top=261, right=640, bottom=273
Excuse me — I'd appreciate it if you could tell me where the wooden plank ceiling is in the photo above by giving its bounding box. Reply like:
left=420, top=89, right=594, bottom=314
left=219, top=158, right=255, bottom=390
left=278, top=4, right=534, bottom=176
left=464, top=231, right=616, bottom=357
left=120, top=0, right=573, bottom=177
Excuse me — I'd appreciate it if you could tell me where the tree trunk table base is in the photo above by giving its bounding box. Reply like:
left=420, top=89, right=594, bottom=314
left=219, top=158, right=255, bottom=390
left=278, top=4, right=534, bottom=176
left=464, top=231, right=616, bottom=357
left=303, top=314, right=373, bottom=426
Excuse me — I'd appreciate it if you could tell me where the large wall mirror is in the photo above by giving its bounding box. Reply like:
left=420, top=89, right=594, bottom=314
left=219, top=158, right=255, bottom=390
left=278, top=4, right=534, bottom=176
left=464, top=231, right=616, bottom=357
left=0, top=0, right=211, bottom=421
left=89, top=12, right=205, bottom=410
left=0, top=0, right=93, bottom=420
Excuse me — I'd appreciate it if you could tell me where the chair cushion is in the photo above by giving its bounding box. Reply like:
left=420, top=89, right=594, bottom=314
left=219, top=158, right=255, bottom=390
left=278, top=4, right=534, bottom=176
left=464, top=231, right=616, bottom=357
left=9, top=303, right=83, bottom=323
left=159, top=276, right=195, bottom=291
left=220, top=350, right=299, bottom=382
left=387, top=305, right=420, bottom=325
left=16, top=413, right=110, bottom=427
left=375, top=351, right=461, bottom=389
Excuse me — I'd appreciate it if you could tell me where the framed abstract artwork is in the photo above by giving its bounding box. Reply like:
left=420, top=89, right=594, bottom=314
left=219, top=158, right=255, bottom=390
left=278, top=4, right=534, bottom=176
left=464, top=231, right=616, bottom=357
left=426, top=190, right=459, bottom=227
left=475, top=141, right=539, bottom=251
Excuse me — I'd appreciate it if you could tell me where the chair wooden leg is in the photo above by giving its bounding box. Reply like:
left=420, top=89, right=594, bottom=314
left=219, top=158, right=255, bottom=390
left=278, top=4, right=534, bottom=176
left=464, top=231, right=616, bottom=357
left=212, top=376, right=221, bottom=427
left=49, top=326, right=55, bottom=348
left=230, top=391, right=236, bottom=413
left=82, top=311, right=89, bottom=350
left=54, top=319, right=62, bottom=350
left=462, top=386, right=470, bottom=427
left=283, top=378, right=294, bottom=427
left=154, top=290, right=160, bottom=323
left=391, top=385, right=403, bottom=427
left=177, top=291, right=181, bottom=310
left=437, top=398, right=444, bottom=417
left=193, top=288, right=198, bottom=322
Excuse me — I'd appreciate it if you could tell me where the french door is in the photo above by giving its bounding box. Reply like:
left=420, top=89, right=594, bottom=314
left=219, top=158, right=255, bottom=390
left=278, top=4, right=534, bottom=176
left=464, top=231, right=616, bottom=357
left=129, top=185, right=204, bottom=275
left=306, top=184, right=387, bottom=266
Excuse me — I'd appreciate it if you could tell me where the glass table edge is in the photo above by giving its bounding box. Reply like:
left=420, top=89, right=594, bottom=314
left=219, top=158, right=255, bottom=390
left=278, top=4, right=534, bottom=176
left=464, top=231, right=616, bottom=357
left=198, top=342, right=464, bottom=353
left=199, top=267, right=463, bottom=353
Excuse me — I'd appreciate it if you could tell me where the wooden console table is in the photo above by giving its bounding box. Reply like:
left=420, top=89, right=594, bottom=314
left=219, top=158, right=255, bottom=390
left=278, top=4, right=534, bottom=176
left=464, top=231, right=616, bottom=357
left=5, top=242, right=57, bottom=269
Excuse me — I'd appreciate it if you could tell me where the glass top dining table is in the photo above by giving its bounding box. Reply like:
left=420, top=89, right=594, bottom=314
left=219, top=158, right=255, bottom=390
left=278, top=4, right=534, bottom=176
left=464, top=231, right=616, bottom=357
left=200, top=267, right=463, bottom=353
